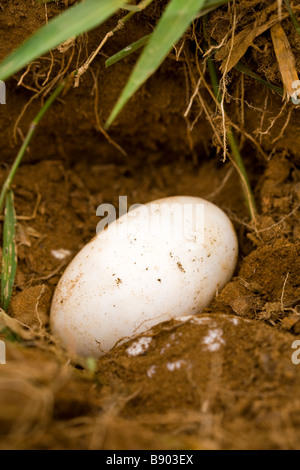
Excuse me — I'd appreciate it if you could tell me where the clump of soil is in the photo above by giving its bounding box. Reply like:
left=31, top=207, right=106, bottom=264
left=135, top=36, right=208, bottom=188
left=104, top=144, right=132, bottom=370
left=0, top=0, right=299, bottom=450
left=211, top=153, right=300, bottom=325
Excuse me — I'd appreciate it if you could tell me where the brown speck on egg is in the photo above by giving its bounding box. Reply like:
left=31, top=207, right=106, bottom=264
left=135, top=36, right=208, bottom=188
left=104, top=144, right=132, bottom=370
left=177, top=262, right=186, bottom=273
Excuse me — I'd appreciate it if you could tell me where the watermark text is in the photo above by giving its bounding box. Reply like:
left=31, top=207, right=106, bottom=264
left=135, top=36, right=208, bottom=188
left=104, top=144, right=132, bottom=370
left=0, top=80, right=6, bottom=104
left=291, top=340, right=300, bottom=365
left=96, top=196, right=205, bottom=243
left=0, top=340, right=6, bottom=364
left=291, top=80, right=300, bottom=105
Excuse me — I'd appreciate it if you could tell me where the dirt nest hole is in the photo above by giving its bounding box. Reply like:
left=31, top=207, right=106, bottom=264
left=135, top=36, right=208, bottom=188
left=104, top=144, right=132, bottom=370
left=0, top=0, right=299, bottom=450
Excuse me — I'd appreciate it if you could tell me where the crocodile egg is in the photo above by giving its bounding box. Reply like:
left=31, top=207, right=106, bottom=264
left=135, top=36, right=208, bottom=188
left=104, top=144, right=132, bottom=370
left=50, top=196, right=238, bottom=357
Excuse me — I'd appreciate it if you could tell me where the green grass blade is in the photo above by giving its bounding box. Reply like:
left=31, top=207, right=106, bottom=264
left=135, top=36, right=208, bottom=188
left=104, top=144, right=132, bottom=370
left=1, top=191, right=17, bottom=312
left=195, top=0, right=231, bottom=18
left=0, top=0, right=128, bottom=81
left=106, top=0, right=207, bottom=128
left=121, top=5, right=142, bottom=11
left=284, top=0, right=300, bottom=35
left=234, top=62, right=284, bottom=97
left=106, top=35, right=151, bottom=68
left=43, top=1, right=138, bottom=10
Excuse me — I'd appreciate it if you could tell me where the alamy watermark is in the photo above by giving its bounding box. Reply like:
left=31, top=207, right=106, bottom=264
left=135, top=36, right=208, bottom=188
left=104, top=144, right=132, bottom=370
left=0, top=80, right=6, bottom=104
left=291, top=80, right=300, bottom=105
left=292, top=340, right=300, bottom=365
left=96, top=196, right=205, bottom=243
left=0, top=340, right=6, bottom=364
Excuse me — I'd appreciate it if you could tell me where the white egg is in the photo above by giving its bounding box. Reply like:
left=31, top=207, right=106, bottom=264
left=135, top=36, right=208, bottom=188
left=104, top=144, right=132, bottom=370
left=50, top=196, right=238, bottom=357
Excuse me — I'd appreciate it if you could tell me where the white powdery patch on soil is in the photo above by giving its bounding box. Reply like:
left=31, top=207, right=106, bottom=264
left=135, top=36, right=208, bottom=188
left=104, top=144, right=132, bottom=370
left=51, top=249, right=72, bottom=260
left=191, top=317, right=217, bottom=327
left=147, top=365, right=157, bottom=378
left=202, top=328, right=225, bottom=352
left=126, top=337, right=152, bottom=357
left=177, top=315, right=217, bottom=327
left=166, top=360, right=187, bottom=371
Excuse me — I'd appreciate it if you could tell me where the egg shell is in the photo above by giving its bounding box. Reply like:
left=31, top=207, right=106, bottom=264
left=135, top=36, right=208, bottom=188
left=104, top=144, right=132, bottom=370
left=50, top=196, right=238, bottom=357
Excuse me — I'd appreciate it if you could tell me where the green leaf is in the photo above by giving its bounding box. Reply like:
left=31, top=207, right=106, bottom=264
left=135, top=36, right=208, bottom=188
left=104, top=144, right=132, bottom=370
left=1, top=191, right=17, bottom=312
left=195, top=0, right=231, bottom=18
left=121, top=5, right=142, bottom=11
left=234, top=62, right=284, bottom=97
left=42, top=0, right=135, bottom=8
left=105, top=0, right=207, bottom=128
left=106, top=34, right=151, bottom=68
left=0, top=0, right=128, bottom=81
left=284, top=0, right=300, bottom=36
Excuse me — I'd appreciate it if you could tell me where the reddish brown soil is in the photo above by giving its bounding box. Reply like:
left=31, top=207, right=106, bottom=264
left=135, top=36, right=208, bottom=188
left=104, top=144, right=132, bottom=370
left=0, top=0, right=299, bottom=450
